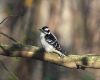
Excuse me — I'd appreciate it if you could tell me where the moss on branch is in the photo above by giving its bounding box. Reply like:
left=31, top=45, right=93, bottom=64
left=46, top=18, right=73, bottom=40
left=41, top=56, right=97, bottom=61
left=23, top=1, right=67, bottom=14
left=0, top=44, right=100, bottom=69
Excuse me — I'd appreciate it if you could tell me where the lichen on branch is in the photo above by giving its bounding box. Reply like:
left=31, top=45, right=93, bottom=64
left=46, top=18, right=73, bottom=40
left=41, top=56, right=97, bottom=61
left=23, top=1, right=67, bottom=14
left=0, top=44, right=100, bottom=69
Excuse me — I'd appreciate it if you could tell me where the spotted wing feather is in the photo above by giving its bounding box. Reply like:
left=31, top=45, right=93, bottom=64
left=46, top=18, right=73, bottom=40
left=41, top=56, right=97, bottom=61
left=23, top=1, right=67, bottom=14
left=45, top=33, right=63, bottom=52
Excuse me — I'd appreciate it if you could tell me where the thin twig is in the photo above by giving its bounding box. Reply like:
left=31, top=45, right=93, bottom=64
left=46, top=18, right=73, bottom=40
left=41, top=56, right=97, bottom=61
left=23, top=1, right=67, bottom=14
left=0, top=15, right=18, bottom=24
left=0, top=32, right=17, bottom=43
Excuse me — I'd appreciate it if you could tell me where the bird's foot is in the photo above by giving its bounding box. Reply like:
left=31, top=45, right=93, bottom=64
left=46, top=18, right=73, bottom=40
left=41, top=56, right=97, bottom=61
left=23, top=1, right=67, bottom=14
left=58, top=54, right=66, bottom=58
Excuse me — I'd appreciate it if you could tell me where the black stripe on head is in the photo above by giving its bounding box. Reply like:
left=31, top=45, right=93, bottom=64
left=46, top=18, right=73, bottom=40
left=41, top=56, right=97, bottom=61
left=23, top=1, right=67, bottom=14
left=42, top=26, right=50, bottom=33
left=42, top=26, right=48, bottom=30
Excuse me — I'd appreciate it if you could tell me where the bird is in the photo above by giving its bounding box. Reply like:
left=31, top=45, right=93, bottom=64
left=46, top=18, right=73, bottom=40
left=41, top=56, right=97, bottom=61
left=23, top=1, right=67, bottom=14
left=39, top=26, right=66, bottom=57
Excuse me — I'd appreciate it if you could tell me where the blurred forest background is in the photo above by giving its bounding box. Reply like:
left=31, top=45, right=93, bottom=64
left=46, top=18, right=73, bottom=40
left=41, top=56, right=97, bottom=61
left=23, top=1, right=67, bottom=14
left=0, top=0, right=100, bottom=80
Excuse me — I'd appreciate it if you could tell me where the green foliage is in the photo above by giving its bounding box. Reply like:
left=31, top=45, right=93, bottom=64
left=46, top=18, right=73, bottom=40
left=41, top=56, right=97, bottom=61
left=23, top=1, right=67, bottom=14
left=7, top=3, right=14, bottom=14
left=12, top=57, right=21, bottom=62
left=0, top=60, right=18, bottom=80
left=44, top=74, right=57, bottom=80
left=81, top=74, right=95, bottom=80
left=8, top=73, right=18, bottom=80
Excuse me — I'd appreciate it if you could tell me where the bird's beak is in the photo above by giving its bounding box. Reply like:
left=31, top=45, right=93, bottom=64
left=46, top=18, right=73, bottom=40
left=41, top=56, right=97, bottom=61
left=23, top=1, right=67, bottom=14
left=39, top=29, right=42, bottom=31
left=39, top=29, right=44, bottom=32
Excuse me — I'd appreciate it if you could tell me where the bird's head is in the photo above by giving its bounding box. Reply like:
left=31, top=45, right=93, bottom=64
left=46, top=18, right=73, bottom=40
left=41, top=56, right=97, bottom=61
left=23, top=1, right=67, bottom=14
left=40, top=26, right=50, bottom=34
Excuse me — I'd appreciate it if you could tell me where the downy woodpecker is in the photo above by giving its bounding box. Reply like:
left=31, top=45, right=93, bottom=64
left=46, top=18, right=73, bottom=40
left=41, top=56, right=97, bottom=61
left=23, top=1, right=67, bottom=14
left=40, top=26, right=66, bottom=57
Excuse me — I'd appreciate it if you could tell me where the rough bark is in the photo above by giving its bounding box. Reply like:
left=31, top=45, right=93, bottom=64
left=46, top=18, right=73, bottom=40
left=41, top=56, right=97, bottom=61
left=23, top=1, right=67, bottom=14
left=0, top=44, right=100, bottom=69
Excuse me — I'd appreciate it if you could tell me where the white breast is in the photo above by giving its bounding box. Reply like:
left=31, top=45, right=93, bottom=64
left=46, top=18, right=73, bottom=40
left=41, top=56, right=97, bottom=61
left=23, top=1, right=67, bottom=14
left=40, top=33, right=54, bottom=52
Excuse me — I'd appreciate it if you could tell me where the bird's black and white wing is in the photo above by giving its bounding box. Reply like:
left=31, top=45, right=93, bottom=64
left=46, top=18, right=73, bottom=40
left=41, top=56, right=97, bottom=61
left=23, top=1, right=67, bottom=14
left=45, top=33, right=63, bottom=53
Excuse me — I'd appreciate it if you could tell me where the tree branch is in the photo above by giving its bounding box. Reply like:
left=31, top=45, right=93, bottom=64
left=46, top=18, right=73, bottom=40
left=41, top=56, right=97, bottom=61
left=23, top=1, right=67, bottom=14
left=0, top=44, right=100, bottom=69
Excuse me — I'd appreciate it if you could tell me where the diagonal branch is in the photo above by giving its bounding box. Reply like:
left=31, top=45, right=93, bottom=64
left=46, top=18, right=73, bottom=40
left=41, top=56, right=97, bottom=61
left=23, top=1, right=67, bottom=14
left=0, top=44, right=100, bottom=69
